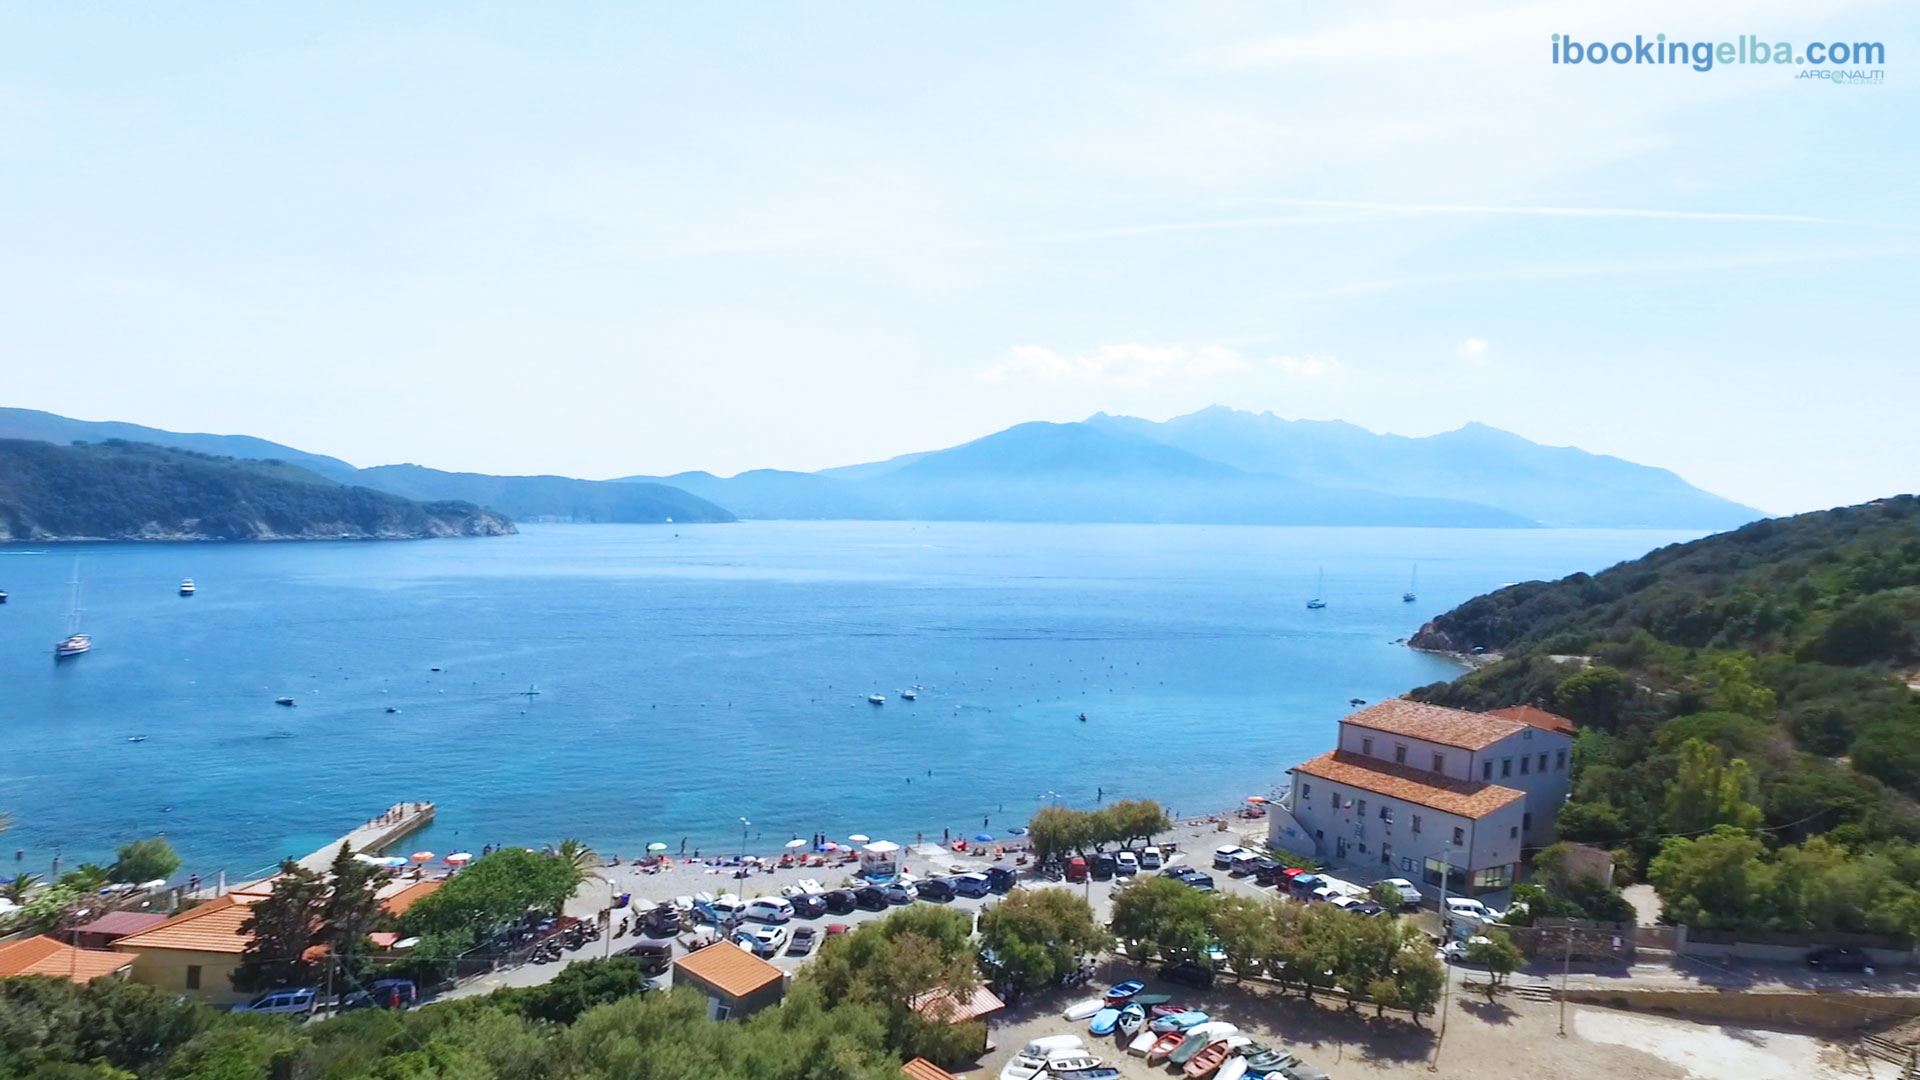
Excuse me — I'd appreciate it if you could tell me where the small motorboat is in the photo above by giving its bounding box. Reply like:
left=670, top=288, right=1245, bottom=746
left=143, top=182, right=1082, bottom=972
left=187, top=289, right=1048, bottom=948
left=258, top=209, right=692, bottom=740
left=1087, top=1007, right=1120, bottom=1036
left=1103, top=979, right=1144, bottom=1001
left=1150, top=1010, right=1208, bottom=1033
left=178, top=579, right=195, bottom=596
left=1147, top=1032, right=1186, bottom=1063
left=867, top=694, right=885, bottom=705
left=0, top=589, right=9, bottom=603
left=275, top=697, right=296, bottom=707
left=1115, top=1003, right=1145, bottom=1039
left=1061, top=998, right=1105, bottom=1021
left=385, top=706, right=400, bottom=714
left=1168, top=1028, right=1227, bottom=1066
left=1077, top=712, right=1087, bottom=722
left=1148, top=1003, right=1189, bottom=1018
left=1243, top=1045, right=1296, bottom=1072
left=901, top=689, right=917, bottom=700
left=1126, top=1028, right=1158, bottom=1056
left=126, top=735, right=147, bottom=743
left=1184, top=1039, right=1231, bottom=1078
left=1052, top=1069, right=1121, bottom=1080
left=1041, top=1052, right=1103, bottom=1075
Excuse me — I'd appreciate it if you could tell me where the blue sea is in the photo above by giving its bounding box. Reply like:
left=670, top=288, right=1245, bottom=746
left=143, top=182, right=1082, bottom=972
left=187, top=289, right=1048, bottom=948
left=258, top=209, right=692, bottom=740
left=0, top=522, right=1692, bottom=881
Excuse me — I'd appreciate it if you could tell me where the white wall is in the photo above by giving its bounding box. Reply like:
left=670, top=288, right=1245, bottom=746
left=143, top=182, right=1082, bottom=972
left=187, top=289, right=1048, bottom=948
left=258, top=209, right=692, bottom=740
left=1337, top=724, right=1473, bottom=782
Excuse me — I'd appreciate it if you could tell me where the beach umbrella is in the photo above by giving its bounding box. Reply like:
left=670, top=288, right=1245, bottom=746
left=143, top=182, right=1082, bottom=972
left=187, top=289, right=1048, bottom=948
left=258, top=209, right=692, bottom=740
left=974, top=833, right=994, bottom=843
left=409, top=851, right=434, bottom=863
left=1246, top=795, right=1268, bottom=804
left=379, top=856, right=409, bottom=868
left=647, top=842, right=668, bottom=853
left=822, top=842, right=839, bottom=851
left=784, top=838, right=807, bottom=850
left=848, top=834, right=870, bottom=844
left=445, top=852, right=473, bottom=865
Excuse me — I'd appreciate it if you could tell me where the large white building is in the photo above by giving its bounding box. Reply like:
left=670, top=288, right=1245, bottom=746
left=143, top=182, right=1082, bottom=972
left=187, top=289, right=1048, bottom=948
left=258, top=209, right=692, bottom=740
left=1269, top=699, right=1575, bottom=898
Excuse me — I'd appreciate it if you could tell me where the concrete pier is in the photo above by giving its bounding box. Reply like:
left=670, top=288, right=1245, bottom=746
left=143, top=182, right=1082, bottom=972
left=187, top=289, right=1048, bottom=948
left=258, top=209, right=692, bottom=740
left=294, top=801, right=436, bottom=873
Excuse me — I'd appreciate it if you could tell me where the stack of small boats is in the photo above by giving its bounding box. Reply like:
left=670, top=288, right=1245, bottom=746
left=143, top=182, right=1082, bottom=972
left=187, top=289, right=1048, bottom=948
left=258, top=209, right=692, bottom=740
left=1051, top=979, right=1320, bottom=1079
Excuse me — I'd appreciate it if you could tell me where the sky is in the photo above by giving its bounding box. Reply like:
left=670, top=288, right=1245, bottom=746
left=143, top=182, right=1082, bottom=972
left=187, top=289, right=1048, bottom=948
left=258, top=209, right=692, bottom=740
left=0, top=2, right=1914, bottom=515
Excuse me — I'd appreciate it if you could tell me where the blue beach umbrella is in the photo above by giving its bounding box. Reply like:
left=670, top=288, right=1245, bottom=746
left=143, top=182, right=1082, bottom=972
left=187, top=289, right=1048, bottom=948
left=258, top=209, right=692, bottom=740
left=974, top=833, right=994, bottom=843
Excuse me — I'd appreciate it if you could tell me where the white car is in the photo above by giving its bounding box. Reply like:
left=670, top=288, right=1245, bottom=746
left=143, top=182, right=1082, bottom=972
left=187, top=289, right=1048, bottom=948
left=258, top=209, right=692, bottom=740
left=743, top=897, right=793, bottom=923
left=1114, top=851, right=1140, bottom=876
left=1445, top=897, right=1505, bottom=925
left=1213, top=845, right=1252, bottom=869
left=1379, top=877, right=1423, bottom=907
left=1140, top=846, right=1163, bottom=869
left=733, top=924, right=789, bottom=957
left=1439, top=935, right=1493, bottom=964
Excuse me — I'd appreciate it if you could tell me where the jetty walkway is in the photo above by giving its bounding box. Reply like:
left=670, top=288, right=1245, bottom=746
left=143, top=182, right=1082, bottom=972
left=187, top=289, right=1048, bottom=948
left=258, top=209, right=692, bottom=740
left=294, top=801, right=436, bottom=873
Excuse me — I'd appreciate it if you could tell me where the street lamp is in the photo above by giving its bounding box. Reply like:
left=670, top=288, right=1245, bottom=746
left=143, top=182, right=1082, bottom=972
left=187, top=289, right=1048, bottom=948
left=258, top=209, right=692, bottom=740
left=1426, top=842, right=1455, bottom=1073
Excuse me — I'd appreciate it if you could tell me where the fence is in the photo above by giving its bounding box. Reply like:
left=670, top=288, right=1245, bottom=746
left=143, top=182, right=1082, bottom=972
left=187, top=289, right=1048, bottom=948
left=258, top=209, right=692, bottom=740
left=1506, top=918, right=1635, bottom=964
left=1675, top=924, right=1916, bottom=966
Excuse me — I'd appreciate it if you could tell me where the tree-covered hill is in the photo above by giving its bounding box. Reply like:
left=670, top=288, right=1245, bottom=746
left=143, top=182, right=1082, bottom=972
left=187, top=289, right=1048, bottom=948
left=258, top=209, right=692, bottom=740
left=0, top=439, right=514, bottom=541
left=1406, top=495, right=1920, bottom=938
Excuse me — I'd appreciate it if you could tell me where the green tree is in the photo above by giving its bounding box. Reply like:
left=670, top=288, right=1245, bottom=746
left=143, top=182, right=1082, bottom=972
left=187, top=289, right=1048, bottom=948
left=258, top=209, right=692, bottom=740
left=110, top=837, right=181, bottom=885
left=233, top=861, right=328, bottom=993
left=1105, top=800, right=1172, bottom=848
left=554, top=839, right=599, bottom=888
left=322, top=843, right=393, bottom=982
left=798, top=906, right=981, bottom=1066
left=1463, top=932, right=1522, bottom=1000
left=977, top=888, right=1110, bottom=993
left=1664, top=738, right=1764, bottom=835
left=402, top=847, right=580, bottom=954
left=1209, top=894, right=1277, bottom=981
left=1108, top=875, right=1215, bottom=963
left=1708, top=655, right=1777, bottom=718
left=21, top=883, right=85, bottom=934
left=1393, top=947, right=1446, bottom=1024
left=1647, top=826, right=1773, bottom=930
left=1553, top=665, right=1631, bottom=730
left=504, top=956, right=653, bottom=1024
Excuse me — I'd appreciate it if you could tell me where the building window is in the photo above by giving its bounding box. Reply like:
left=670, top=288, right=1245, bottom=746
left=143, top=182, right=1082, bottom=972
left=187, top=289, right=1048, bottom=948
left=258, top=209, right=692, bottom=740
left=1452, top=826, right=1465, bottom=846
left=1424, top=856, right=1466, bottom=893
left=1556, top=749, right=1567, bottom=771
left=1520, top=755, right=1531, bottom=775
left=1358, top=843, right=1368, bottom=854
left=1538, top=752, right=1549, bottom=772
left=1411, top=814, right=1423, bottom=834
left=1472, top=865, right=1514, bottom=892
left=1523, top=812, right=1533, bottom=832
left=714, top=1002, right=732, bottom=1021
left=1362, top=736, right=1373, bottom=756
left=1301, top=782, right=1312, bottom=800
left=1510, top=825, right=1519, bottom=839
left=1501, top=758, right=1512, bottom=777
left=1356, top=798, right=1367, bottom=816
left=1482, top=760, right=1493, bottom=781
left=1394, top=744, right=1407, bottom=765
left=1380, top=805, right=1394, bottom=824
left=185, top=965, right=201, bottom=990
left=1432, top=753, right=1446, bottom=773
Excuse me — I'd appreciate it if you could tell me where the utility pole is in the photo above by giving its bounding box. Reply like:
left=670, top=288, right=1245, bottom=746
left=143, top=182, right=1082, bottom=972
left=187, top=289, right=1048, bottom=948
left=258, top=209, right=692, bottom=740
left=1429, top=842, right=1453, bottom=1073
left=1558, top=921, right=1575, bottom=1036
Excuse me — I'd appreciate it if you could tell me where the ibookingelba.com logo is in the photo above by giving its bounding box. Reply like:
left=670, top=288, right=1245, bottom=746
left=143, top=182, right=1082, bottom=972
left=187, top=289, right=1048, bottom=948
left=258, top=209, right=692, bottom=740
left=1551, top=33, right=1885, bottom=81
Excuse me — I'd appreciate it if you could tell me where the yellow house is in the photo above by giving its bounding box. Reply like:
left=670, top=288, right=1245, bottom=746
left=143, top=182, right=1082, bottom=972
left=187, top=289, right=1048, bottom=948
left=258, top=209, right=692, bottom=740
left=111, top=892, right=263, bottom=1005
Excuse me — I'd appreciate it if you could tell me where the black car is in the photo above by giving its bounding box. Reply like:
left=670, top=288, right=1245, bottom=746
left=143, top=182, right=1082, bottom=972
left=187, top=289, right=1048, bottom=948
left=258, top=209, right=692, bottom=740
left=915, top=878, right=955, bottom=902
left=1807, top=945, right=1873, bottom=971
left=792, top=893, right=828, bottom=919
left=621, top=940, right=674, bottom=975
left=985, top=866, right=1016, bottom=893
left=1091, top=853, right=1116, bottom=880
left=1183, top=873, right=1216, bottom=892
left=822, top=889, right=857, bottom=915
left=1251, top=860, right=1287, bottom=886
left=853, top=886, right=889, bottom=911
left=642, top=903, right=681, bottom=935
left=1161, top=959, right=1215, bottom=989
left=1161, top=865, right=1195, bottom=881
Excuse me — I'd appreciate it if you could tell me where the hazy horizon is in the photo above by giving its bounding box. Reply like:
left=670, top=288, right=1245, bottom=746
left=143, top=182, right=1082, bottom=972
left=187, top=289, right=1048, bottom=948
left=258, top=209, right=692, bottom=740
left=2, top=3, right=1913, bottom=516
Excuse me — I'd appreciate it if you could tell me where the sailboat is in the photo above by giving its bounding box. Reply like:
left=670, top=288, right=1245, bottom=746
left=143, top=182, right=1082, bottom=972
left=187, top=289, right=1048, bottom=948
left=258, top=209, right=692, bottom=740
left=1306, top=568, right=1327, bottom=610
left=1403, top=565, right=1418, bottom=603
left=55, top=561, right=91, bottom=659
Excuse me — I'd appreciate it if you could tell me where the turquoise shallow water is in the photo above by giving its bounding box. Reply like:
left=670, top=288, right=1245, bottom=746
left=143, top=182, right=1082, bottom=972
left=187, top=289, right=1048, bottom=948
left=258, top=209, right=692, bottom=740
left=0, top=522, right=1692, bottom=881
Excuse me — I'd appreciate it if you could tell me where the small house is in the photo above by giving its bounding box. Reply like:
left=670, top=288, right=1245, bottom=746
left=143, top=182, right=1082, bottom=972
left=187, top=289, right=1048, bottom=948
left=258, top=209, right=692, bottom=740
left=672, top=941, right=786, bottom=1020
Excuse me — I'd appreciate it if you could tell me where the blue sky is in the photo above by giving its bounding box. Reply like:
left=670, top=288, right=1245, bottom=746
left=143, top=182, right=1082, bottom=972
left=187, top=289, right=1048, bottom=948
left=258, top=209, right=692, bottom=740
left=1, top=2, right=1913, bottom=514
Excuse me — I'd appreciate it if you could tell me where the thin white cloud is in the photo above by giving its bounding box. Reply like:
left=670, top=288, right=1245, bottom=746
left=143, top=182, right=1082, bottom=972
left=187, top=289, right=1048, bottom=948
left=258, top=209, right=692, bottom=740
left=1456, top=338, right=1489, bottom=358
left=983, top=344, right=1337, bottom=389
left=1235, top=197, right=1905, bottom=230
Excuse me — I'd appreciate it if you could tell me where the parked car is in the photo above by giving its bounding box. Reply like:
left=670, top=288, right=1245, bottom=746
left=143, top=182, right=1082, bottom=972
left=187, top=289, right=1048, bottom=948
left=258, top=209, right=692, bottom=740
left=1288, top=873, right=1324, bottom=899
left=232, top=988, right=317, bottom=1015
left=1114, top=851, right=1140, bottom=876
left=1228, top=852, right=1262, bottom=877
left=951, top=872, right=992, bottom=898
left=915, top=877, right=955, bottom=902
left=1439, top=935, right=1492, bottom=965
left=1250, top=858, right=1285, bottom=885
left=1140, top=846, right=1163, bottom=869
left=1806, top=945, right=1874, bottom=971
left=1378, top=878, right=1423, bottom=908
left=791, top=893, right=828, bottom=919
left=620, top=941, right=674, bottom=975
left=1160, top=959, right=1215, bottom=989
left=339, top=979, right=417, bottom=1012
left=1183, top=872, right=1216, bottom=892
left=733, top=924, right=789, bottom=958
left=744, top=897, right=794, bottom=923
left=853, top=886, right=889, bottom=911
left=1064, top=856, right=1089, bottom=882
left=1444, top=897, right=1504, bottom=926
left=643, top=903, right=682, bottom=935
left=1213, top=845, right=1251, bottom=869
left=985, top=866, right=1017, bottom=893
left=1091, top=853, right=1116, bottom=880
left=1350, top=901, right=1386, bottom=918
left=1328, top=895, right=1366, bottom=913
left=881, top=881, right=918, bottom=904
left=823, top=889, right=858, bottom=915
left=787, top=926, right=819, bottom=956
left=694, top=894, right=746, bottom=927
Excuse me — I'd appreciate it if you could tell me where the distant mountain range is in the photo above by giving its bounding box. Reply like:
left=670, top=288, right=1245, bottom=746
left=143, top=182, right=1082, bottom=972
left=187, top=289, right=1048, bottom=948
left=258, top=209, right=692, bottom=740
left=0, top=438, right=512, bottom=542
left=0, top=405, right=1762, bottom=531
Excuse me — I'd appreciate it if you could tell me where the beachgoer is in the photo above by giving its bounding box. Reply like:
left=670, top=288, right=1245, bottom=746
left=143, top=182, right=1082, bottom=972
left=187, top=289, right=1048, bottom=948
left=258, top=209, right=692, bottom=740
left=942, top=827, right=950, bottom=843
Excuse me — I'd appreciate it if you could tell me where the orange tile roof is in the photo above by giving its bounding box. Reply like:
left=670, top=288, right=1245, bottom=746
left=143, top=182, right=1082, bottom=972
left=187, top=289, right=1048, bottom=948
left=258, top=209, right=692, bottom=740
left=0, top=935, right=135, bottom=982
left=673, top=941, right=784, bottom=999
left=380, top=879, right=443, bottom=917
left=1342, top=699, right=1525, bottom=751
left=1294, top=750, right=1525, bottom=820
left=1489, top=704, right=1576, bottom=736
left=908, top=983, right=1005, bottom=1025
left=111, top=894, right=259, bottom=955
left=902, top=1060, right=961, bottom=1080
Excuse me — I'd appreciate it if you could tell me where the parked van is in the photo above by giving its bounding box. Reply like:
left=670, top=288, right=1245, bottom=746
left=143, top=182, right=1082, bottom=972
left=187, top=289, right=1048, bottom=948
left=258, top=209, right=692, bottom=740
left=986, top=866, right=1017, bottom=893
left=1227, top=851, right=1262, bottom=877
left=232, top=988, right=317, bottom=1015
left=743, top=897, right=793, bottom=923
left=1064, top=856, right=1089, bottom=882
left=1140, top=846, right=1163, bottom=869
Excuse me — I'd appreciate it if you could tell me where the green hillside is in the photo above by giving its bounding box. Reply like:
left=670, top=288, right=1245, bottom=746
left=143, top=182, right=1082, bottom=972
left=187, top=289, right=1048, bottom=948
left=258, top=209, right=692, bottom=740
left=0, top=439, right=514, bottom=541
left=1407, top=495, right=1920, bottom=937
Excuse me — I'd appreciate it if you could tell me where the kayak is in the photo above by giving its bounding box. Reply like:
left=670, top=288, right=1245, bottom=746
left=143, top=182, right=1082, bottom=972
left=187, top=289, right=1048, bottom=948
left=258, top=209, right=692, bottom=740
left=1088, top=1007, right=1120, bottom=1036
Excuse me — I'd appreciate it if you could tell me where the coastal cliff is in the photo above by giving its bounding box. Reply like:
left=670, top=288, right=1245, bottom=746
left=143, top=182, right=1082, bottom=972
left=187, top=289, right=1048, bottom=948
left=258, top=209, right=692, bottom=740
left=0, top=438, right=514, bottom=541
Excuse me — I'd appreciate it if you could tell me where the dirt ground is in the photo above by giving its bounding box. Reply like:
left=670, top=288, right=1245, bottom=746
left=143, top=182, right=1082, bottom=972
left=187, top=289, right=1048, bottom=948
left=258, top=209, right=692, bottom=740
left=972, top=971, right=1877, bottom=1080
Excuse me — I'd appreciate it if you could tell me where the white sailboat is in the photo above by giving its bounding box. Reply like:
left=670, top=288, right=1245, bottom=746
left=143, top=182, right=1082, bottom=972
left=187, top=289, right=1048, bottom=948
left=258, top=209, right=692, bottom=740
left=1403, top=565, right=1418, bottom=603
left=1306, top=568, right=1327, bottom=610
left=55, top=561, right=90, bottom=659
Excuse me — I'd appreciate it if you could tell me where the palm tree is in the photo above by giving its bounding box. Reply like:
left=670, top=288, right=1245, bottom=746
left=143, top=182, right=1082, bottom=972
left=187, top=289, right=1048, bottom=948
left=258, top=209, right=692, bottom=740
left=554, top=839, right=598, bottom=885
left=3, top=873, right=40, bottom=905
